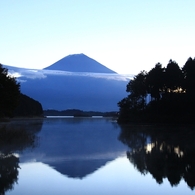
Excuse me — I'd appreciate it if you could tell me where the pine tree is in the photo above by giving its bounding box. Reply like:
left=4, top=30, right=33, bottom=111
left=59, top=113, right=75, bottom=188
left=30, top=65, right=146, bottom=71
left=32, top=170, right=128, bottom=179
left=0, top=64, right=20, bottom=117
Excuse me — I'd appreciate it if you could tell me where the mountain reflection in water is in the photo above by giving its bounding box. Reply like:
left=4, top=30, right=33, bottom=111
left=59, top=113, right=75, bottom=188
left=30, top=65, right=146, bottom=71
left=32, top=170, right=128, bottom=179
left=1, top=118, right=195, bottom=194
left=119, top=124, right=195, bottom=190
left=19, top=118, right=126, bottom=179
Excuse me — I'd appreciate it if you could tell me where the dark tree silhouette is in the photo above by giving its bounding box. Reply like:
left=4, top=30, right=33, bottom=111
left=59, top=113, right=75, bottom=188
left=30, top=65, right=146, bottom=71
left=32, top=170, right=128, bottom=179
left=0, top=64, right=20, bottom=117
left=182, top=57, right=195, bottom=95
left=182, top=58, right=195, bottom=114
left=14, top=94, right=43, bottom=117
left=126, top=71, right=147, bottom=98
left=118, top=56, right=195, bottom=123
left=165, top=60, right=183, bottom=93
left=118, top=71, right=147, bottom=123
left=118, top=97, right=133, bottom=123
left=146, top=63, right=165, bottom=101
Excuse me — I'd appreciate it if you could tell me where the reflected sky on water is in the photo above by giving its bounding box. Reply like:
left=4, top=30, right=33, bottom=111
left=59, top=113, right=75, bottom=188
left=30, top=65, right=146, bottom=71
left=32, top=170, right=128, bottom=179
left=0, top=118, right=194, bottom=195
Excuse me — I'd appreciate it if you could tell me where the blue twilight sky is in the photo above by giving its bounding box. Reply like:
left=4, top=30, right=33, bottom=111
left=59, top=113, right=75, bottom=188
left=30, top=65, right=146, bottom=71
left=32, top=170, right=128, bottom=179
left=1, top=0, right=195, bottom=74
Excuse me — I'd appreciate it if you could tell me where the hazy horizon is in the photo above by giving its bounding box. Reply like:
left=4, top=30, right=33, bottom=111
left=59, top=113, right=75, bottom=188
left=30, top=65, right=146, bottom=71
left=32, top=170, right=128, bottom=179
left=1, top=1, right=195, bottom=74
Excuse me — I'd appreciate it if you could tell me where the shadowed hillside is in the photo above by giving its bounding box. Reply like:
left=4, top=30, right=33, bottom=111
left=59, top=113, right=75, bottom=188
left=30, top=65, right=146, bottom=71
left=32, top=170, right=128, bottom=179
left=14, top=94, right=43, bottom=117
left=8, top=54, right=128, bottom=111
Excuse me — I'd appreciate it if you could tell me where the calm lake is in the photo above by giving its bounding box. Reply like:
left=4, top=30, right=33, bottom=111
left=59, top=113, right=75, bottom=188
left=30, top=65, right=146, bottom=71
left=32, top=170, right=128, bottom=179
left=0, top=118, right=195, bottom=195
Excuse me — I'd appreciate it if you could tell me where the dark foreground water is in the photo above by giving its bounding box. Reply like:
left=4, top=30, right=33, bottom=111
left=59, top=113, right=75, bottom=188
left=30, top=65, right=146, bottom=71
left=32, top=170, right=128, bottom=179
left=0, top=118, right=195, bottom=195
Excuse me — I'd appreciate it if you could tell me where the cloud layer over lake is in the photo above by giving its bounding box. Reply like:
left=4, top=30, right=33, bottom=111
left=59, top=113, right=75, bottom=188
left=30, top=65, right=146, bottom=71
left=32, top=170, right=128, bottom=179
left=5, top=66, right=133, bottom=82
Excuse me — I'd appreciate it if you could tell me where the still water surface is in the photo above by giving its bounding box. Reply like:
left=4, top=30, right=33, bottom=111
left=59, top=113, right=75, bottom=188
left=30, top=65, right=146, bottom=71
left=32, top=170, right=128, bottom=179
left=0, top=118, right=194, bottom=195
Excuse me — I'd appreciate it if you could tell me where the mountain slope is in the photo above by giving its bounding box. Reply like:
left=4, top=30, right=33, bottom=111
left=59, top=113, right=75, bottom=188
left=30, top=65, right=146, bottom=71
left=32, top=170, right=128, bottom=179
left=44, top=53, right=116, bottom=73
left=4, top=54, right=129, bottom=111
left=21, top=75, right=127, bottom=111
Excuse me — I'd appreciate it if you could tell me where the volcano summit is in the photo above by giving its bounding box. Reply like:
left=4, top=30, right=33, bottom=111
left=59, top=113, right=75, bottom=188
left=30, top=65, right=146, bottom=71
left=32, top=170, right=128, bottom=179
left=6, top=54, right=129, bottom=111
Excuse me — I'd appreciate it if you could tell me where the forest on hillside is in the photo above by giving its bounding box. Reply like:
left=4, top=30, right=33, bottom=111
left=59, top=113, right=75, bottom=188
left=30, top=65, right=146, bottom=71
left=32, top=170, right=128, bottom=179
left=0, top=64, right=43, bottom=118
left=118, top=57, right=195, bottom=123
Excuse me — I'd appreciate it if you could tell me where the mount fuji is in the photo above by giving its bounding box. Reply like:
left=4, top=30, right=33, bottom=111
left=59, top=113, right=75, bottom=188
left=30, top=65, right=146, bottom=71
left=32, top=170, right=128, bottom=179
left=44, top=53, right=116, bottom=73
left=4, top=54, right=129, bottom=111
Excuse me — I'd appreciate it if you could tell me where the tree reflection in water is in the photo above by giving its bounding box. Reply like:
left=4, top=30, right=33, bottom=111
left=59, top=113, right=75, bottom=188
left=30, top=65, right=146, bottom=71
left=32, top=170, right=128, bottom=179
left=119, top=124, right=195, bottom=190
left=0, top=154, right=19, bottom=195
left=0, top=120, right=42, bottom=194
